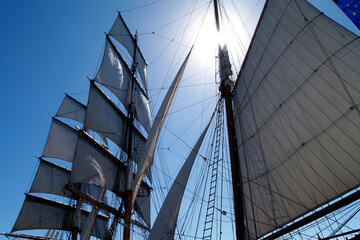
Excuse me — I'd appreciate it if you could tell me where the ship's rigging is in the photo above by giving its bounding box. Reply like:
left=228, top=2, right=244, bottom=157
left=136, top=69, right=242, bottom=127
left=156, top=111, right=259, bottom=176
left=2, top=0, right=360, bottom=239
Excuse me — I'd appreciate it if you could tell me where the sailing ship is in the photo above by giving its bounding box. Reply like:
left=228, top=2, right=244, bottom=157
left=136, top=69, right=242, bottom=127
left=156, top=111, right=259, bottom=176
left=2, top=0, right=360, bottom=239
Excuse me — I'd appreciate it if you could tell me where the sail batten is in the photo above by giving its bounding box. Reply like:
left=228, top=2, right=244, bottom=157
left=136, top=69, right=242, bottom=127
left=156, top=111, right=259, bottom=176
left=233, top=0, right=360, bottom=238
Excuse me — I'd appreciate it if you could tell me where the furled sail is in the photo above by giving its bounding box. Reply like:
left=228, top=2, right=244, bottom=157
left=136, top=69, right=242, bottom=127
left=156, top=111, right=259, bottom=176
left=149, top=113, right=213, bottom=240
left=55, top=94, right=86, bottom=123
left=233, top=0, right=360, bottom=238
left=42, top=118, right=78, bottom=162
left=12, top=194, right=108, bottom=239
left=132, top=48, right=193, bottom=205
left=109, top=12, right=148, bottom=93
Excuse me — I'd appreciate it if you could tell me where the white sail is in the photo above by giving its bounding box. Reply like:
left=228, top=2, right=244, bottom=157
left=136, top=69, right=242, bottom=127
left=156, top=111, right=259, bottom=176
left=233, top=0, right=360, bottom=238
left=29, top=158, right=108, bottom=202
left=134, top=83, right=152, bottom=132
left=84, top=82, right=149, bottom=177
left=70, top=132, right=151, bottom=197
left=149, top=114, right=213, bottom=240
left=42, top=118, right=78, bottom=162
left=109, top=12, right=148, bottom=93
left=56, top=93, right=109, bottom=146
left=29, top=158, right=70, bottom=197
left=70, top=133, right=126, bottom=192
left=132, top=48, right=192, bottom=205
left=95, top=37, right=132, bottom=108
left=55, top=94, right=86, bottom=123
left=12, top=194, right=108, bottom=239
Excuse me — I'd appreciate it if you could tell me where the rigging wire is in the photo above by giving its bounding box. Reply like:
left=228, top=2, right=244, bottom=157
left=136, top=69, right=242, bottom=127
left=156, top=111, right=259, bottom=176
left=118, top=0, right=166, bottom=13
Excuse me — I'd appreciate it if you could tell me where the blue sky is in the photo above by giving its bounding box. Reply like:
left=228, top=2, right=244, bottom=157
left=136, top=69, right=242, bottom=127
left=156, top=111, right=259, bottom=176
left=0, top=0, right=358, bottom=238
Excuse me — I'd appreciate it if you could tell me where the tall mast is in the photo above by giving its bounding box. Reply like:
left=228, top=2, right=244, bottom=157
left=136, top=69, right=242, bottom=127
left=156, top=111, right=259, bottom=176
left=213, top=1, right=247, bottom=239
left=105, top=30, right=139, bottom=240
left=123, top=30, right=139, bottom=240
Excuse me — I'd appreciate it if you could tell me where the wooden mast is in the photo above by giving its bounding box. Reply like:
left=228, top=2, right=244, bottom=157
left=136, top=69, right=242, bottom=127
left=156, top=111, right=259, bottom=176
left=213, top=0, right=247, bottom=239
left=122, top=29, right=139, bottom=240
left=104, top=27, right=140, bottom=240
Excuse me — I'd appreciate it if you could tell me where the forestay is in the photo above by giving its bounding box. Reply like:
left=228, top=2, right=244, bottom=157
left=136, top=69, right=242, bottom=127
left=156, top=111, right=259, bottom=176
left=149, top=113, right=213, bottom=240
left=109, top=12, right=148, bottom=93
left=42, top=118, right=78, bottom=162
left=233, top=0, right=360, bottom=238
left=12, top=194, right=108, bottom=239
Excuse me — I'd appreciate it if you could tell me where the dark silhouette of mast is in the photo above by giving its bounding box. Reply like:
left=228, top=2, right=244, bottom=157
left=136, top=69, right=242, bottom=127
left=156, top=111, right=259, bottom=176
left=212, top=0, right=247, bottom=239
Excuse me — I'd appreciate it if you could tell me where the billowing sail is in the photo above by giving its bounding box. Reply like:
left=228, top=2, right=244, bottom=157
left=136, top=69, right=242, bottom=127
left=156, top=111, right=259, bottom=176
left=42, top=118, right=78, bottom=162
left=95, top=36, right=151, bottom=132
left=149, top=114, right=213, bottom=240
left=132, top=48, right=193, bottom=205
left=84, top=82, right=149, bottom=179
left=29, top=158, right=71, bottom=197
left=233, top=0, right=360, bottom=238
left=85, top=81, right=128, bottom=149
left=55, top=93, right=109, bottom=145
left=70, top=133, right=127, bottom=192
left=109, top=12, right=148, bottom=93
left=12, top=194, right=108, bottom=239
left=55, top=94, right=86, bottom=123
left=29, top=158, right=108, bottom=202
left=95, top=37, right=132, bottom=108
left=70, top=131, right=151, bottom=196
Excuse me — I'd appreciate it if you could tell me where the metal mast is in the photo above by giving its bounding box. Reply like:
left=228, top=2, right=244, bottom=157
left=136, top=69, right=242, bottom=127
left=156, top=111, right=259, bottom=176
left=212, top=1, right=247, bottom=239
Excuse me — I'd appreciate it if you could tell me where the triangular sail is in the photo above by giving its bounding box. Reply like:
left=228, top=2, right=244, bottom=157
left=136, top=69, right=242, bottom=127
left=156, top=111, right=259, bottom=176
left=131, top=48, right=193, bottom=205
left=148, top=113, right=214, bottom=240
left=233, top=0, right=360, bottom=238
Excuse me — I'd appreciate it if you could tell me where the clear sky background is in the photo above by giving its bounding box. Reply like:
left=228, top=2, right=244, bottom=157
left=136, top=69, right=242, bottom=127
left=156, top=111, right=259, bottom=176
left=0, top=0, right=358, bottom=238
